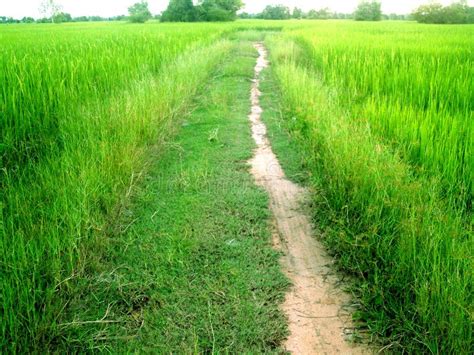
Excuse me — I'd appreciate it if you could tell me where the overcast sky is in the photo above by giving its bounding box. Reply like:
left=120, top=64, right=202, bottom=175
left=0, top=0, right=471, bottom=19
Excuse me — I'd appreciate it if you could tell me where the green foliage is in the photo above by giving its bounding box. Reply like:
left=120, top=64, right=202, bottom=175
left=197, top=0, right=243, bottom=21
left=412, top=1, right=474, bottom=24
left=52, top=12, right=72, bottom=23
left=292, top=7, right=303, bottom=19
left=39, top=0, right=62, bottom=23
left=267, top=21, right=473, bottom=353
left=2, top=19, right=473, bottom=354
left=387, top=13, right=407, bottom=20
left=55, top=40, right=289, bottom=351
left=21, top=17, right=35, bottom=23
left=161, top=0, right=242, bottom=22
left=161, top=0, right=196, bottom=22
left=291, top=22, right=473, bottom=210
left=0, top=22, right=229, bottom=352
left=354, top=0, right=382, bottom=21
left=307, top=8, right=331, bottom=20
left=238, top=11, right=252, bottom=19
left=261, top=5, right=291, bottom=20
left=128, top=1, right=152, bottom=23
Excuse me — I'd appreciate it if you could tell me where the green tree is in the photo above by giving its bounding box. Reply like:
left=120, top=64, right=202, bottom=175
left=128, top=1, right=152, bottom=23
left=238, top=12, right=252, bottom=19
left=354, top=0, right=382, bottom=21
left=39, top=0, right=62, bottom=23
left=21, top=17, right=35, bottom=23
left=0, top=16, right=19, bottom=23
left=307, top=8, right=331, bottom=19
left=161, top=0, right=196, bottom=22
left=411, top=2, right=444, bottom=23
left=292, top=7, right=304, bottom=19
left=53, top=12, right=72, bottom=23
left=443, top=1, right=471, bottom=23
left=197, top=0, right=243, bottom=21
left=412, top=1, right=474, bottom=24
left=261, top=5, right=291, bottom=20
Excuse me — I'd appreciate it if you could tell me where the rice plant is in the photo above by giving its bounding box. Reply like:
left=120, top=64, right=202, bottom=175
left=268, top=21, right=473, bottom=353
left=0, top=21, right=230, bottom=352
left=287, top=21, right=473, bottom=212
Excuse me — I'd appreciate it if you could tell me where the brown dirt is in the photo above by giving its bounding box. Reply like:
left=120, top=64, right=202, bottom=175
left=248, top=43, right=370, bottom=354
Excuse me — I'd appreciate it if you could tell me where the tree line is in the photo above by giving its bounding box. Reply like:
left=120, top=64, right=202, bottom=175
left=412, top=1, right=474, bottom=24
left=240, top=1, right=473, bottom=23
left=1, top=0, right=473, bottom=24
left=238, top=6, right=364, bottom=21
left=160, top=0, right=243, bottom=22
left=238, top=2, right=401, bottom=21
left=0, top=15, right=129, bottom=24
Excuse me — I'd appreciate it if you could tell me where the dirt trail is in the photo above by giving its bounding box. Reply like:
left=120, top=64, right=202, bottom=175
left=248, top=43, right=369, bottom=354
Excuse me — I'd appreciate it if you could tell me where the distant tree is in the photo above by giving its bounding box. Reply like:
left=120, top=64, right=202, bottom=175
left=307, top=8, right=331, bottom=19
left=36, top=17, right=51, bottom=23
left=39, top=0, right=62, bottom=23
left=442, top=1, right=472, bottom=23
left=238, top=12, right=252, bottom=19
left=412, top=1, right=473, bottom=24
left=332, top=12, right=346, bottom=19
left=72, top=15, right=113, bottom=22
left=354, top=0, right=382, bottom=21
left=261, top=5, right=291, bottom=20
left=161, top=0, right=242, bottom=22
left=73, top=16, right=90, bottom=22
left=21, top=17, right=35, bottom=23
left=0, top=16, right=19, bottom=24
left=161, top=0, right=196, bottom=22
left=197, top=0, right=243, bottom=21
left=292, top=7, right=304, bottom=19
left=411, top=2, right=444, bottom=23
left=388, top=13, right=406, bottom=20
left=89, top=16, right=107, bottom=22
left=128, top=1, right=152, bottom=23
left=53, top=12, right=72, bottom=23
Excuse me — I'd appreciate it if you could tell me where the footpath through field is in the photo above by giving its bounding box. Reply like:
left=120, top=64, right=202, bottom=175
left=249, top=43, right=368, bottom=354
left=59, top=38, right=368, bottom=353
left=60, top=40, right=288, bottom=352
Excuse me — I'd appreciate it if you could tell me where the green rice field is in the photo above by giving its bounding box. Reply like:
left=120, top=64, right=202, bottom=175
left=1, top=20, right=472, bottom=353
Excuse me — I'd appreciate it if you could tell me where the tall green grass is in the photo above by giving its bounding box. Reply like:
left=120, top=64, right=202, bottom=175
left=2, top=19, right=472, bottom=353
left=287, top=21, right=473, bottom=212
left=267, top=23, right=472, bottom=353
left=0, top=22, right=231, bottom=352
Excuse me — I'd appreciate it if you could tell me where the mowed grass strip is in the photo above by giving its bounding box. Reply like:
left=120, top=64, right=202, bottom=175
left=55, top=41, right=288, bottom=352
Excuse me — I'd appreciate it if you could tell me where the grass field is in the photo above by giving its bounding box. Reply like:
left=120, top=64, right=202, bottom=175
left=1, top=20, right=473, bottom=353
left=290, top=22, right=473, bottom=211
left=1, top=22, right=232, bottom=351
left=267, top=21, right=473, bottom=353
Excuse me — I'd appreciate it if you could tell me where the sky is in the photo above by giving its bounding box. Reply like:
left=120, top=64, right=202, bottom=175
left=0, top=0, right=471, bottom=19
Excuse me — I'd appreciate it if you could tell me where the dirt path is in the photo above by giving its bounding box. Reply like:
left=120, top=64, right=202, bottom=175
left=248, top=43, right=369, bottom=354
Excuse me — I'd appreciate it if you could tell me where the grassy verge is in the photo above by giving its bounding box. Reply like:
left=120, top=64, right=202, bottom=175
left=53, top=40, right=288, bottom=352
left=264, top=36, right=472, bottom=353
left=1, top=39, right=233, bottom=352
